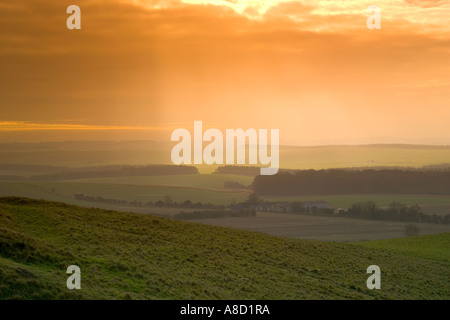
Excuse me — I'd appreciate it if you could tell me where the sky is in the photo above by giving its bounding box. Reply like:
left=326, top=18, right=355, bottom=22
left=1, top=0, right=449, bottom=145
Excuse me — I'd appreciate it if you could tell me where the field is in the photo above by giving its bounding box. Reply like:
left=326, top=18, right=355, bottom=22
left=192, top=211, right=450, bottom=242
left=0, top=197, right=449, bottom=300
left=0, top=180, right=251, bottom=206
left=68, top=174, right=254, bottom=189
left=1, top=142, right=450, bottom=245
left=1, top=176, right=450, bottom=212
left=2, top=178, right=448, bottom=242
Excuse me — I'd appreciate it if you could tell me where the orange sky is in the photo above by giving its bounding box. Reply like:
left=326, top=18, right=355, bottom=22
left=1, top=0, right=449, bottom=145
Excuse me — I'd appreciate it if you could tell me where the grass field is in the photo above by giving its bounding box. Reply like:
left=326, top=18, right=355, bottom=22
left=356, top=233, right=450, bottom=263
left=0, top=197, right=448, bottom=299
left=0, top=181, right=250, bottom=206
left=68, top=174, right=254, bottom=189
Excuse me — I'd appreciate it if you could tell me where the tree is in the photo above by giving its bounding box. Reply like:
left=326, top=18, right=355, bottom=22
left=163, top=195, right=173, bottom=206
left=247, top=193, right=261, bottom=205
left=405, top=223, right=420, bottom=237
left=182, top=200, right=193, bottom=208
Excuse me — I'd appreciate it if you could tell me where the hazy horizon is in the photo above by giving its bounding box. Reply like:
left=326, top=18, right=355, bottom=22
left=1, top=138, right=450, bottom=148
left=1, top=124, right=450, bottom=146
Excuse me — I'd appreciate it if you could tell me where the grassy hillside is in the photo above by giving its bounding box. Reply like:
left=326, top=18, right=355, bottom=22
left=0, top=197, right=448, bottom=300
left=356, top=233, right=450, bottom=263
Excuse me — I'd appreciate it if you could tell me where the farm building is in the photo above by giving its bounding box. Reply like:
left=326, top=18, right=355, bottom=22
left=302, top=201, right=328, bottom=210
left=255, top=202, right=292, bottom=213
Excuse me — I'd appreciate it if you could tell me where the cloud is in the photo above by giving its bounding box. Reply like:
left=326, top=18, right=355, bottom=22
left=405, top=0, right=449, bottom=8
left=1, top=0, right=450, bottom=144
left=0, top=122, right=168, bottom=132
left=125, top=0, right=450, bottom=33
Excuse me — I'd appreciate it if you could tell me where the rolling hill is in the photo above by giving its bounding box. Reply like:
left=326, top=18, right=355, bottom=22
left=0, top=197, right=448, bottom=299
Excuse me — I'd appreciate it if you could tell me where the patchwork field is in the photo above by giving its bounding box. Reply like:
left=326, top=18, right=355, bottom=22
left=1, top=168, right=450, bottom=229
left=1, top=143, right=450, bottom=245
left=1, top=178, right=450, bottom=211
left=0, top=180, right=250, bottom=206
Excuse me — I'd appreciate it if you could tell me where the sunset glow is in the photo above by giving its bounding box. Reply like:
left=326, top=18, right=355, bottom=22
left=129, top=0, right=450, bottom=32
left=0, top=122, right=168, bottom=132
left=1, top=0, right=449, bottom=144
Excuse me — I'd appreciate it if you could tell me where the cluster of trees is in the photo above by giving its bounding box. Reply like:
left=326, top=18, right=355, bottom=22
left=405, top=223, right=421, bottom=237
left=74, top=193, right=257, bottom=220
left=73, top=194, right=224, bottom=210
left=245, top=193, right=449, bottom=224
left=252, top=169, right=450, bottom=195
left=343, top=201, right=450, bottom=224
left=289, top=202, right=334, bottom=215
left=34, top=165, right=198, bottom=181
left=74, top=194, right=148, bottom=207
left=173, top=208, right=256, bottom=220
left=154, top=197, right=224, bottom=210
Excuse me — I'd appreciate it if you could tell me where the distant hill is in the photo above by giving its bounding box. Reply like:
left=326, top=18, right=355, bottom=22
left=30, top=165, right=198, bottom=181
left=1, top=141, right=450, bottom=172
left=0, top=197, right=448, bottom=299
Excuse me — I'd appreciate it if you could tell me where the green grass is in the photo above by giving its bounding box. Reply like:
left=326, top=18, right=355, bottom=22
left=355, top=233, right=450, bottom=263
left=0, top=197, right=449, bottom=299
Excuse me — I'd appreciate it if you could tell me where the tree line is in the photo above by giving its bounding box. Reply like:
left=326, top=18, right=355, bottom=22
left=252, top=169, right=450, bottom=195
left=343, top=201, right=450, bottom=224
left=73, top=193, right=224, bottom=210
left=173, top=209, right=255, bottom=220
